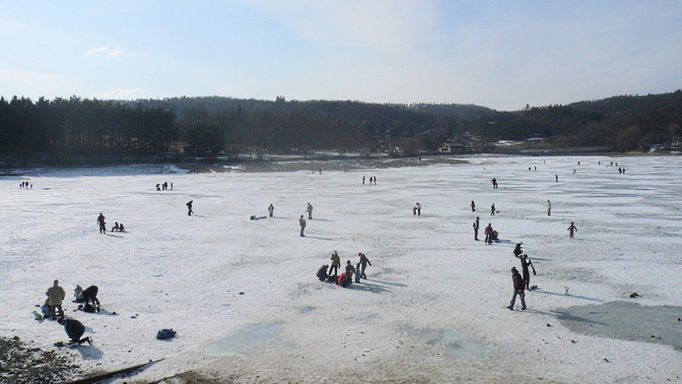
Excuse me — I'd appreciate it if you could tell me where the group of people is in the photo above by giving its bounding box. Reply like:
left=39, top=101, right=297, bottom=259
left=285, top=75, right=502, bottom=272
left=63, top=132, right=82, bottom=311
left=507, top=243, right=537, bottom=310
left=362, top=176, right=377, bottom=185
left=156, top=181, right=173, bottom=191
left=97, top=213, right=125, bottom=233
left=19, top=181, right=32, bottom=189
left=41, top=280, right=98, bottom=345
left=316, top=251, right=372, bottom=288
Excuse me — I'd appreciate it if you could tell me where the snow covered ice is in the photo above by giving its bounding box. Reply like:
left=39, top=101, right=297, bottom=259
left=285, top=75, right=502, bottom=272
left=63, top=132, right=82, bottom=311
left=1, top=155, right=681, bottom=383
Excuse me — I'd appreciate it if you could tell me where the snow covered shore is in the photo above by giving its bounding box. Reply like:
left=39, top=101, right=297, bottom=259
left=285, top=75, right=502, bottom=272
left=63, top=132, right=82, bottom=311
left=1, top=156, right=681, bottom=383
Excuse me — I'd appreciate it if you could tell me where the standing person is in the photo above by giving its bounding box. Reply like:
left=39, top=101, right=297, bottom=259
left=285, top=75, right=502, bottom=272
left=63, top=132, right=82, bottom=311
left=186, top=200, right=194, bottom=216
left=573, top=169, right=576, bottom=175
left=415, top=202, right=421, bottom=216
left=484, top=223, right=493, bottom=244
left=170, top=182, right=173, bottom=190
left=567, top=222, right=577, bottom=239
left=46, top=280, right=65, bottom=320
left=329, top=251, right=341, bottom=276
left=490, top=203, right=496, bottom=216
left=299, top=215, right=306, bottom=237
left=555, top=174, right=558, bottom=183
left=319, top=168, right=322, bottom=175
left=515, top=254, right=535, bottom=290
left=362, top=176, right=365, bottom=185
left=268, top=204, right=274, bottom=218
left=306, top=203, right=313, bottom=219
left=473, top=217, right=480, bottom=241
left=97, top=213, right=106, bottom=234
left=507, top=267, right=527, bottom=310
left=358, top=252, right=371, bottom=279
left=57, top=318, right=92, bottom=345
left=491, top=178, right=498, bottom=189
left=355, top=262, right=362, bottom=283
left=471, top=200, right=476, bottom=212
left=547, top=200, right=552, bottom=216
left=373, top=176, right=377, bottom=185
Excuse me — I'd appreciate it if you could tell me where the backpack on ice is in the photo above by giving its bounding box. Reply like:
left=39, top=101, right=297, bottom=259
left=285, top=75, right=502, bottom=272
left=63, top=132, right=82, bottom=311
left=156, top=328, right=176, bottom=340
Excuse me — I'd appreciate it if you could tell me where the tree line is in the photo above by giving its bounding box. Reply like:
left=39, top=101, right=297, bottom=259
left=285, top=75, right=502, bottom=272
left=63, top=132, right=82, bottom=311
left=1, top=90, right=680, bottom=159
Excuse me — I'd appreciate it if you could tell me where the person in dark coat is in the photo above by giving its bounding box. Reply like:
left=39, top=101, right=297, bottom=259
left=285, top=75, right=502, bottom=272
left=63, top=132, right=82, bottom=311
left=490, top=203, right=496, bottom=216
left=567, top=221, right=577, bottom=239
left=81, top=285, right=101, bottom=310
left=491, top=178, right=498, bottom=189
left=470, top=200, right=476, bottom=212
left=97, top=213, right=106, bottom=234
left=299, top=215, right=306, bottom=237
left=268, top=204, right=274, bottom=218
left=316, top=265, right=329, bottom=281
left=345, top=261, right=356, bottom=284
left=513, top=242, right=523, bottom=257
left=515, top=254, right=534, bottom=290
left=57, top=318, right=92, bottom=345
left=473, top=217, right=480, bottom=241
left=186, top=200, right=193, bottom=216
left=358, top=252, right=371, bottom=279
left=507, top=267, right=526, bottom=310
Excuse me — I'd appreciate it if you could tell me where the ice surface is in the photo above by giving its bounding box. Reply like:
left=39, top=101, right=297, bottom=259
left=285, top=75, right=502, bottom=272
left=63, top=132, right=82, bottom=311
left=1, top=155, right=681, bottom=383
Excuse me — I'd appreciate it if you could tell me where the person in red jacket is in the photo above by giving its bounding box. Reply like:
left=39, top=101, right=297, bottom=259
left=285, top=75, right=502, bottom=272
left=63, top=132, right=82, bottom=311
left=507, top=267, right=526, bottom=310
left=484, top=223, right=494, bottom=244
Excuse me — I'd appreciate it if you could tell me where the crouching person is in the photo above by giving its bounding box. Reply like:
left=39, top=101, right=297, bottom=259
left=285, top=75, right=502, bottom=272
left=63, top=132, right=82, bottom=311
left=58, top=318, right=92, bottom=345
left=316, top=264, right=329, bottom=281
left=74, top=285, right=101, bottom=312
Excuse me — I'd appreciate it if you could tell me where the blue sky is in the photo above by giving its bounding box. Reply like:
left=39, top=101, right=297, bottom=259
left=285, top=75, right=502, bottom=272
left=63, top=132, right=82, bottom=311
left=1, top=0, right=681, bottom=110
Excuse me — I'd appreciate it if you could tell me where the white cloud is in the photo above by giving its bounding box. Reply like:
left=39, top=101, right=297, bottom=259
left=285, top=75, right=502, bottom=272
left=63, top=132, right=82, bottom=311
left=84, top=45, right=130, bottom=58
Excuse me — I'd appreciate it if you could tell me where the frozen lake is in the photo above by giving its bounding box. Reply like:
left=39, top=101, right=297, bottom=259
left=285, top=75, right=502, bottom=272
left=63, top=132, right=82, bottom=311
left=1, top=155, right=681, bottom=383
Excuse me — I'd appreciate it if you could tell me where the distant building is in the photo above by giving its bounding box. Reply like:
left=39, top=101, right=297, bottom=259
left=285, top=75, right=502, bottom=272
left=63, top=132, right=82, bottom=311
left=440, top=142, right=465, bottom=153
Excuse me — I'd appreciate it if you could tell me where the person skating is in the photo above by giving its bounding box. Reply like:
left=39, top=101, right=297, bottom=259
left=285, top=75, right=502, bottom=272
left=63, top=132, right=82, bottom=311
left=306, top=203, right=313, bottom=219
left=484, top=223, right=493, bottom=244
left=329, top=251, right=341, bottom=276
left=362, top=176, right=365, bottom=185
left=299, top=215, right=306, bottom=237
left=515, top=254, right=535, bottom=290
left=57, top=318, right=92, bottom=345
left=97, top=213, right=106, bottom=234
left=358, top=252, right=371, bottom=279
left=186, top=200, right=193, bottom=216
left=268, top=204, right=274, bottom=218
left=471, top=200, right=476, bottom=212
left=473, top=217, right=480, bottom=241
left=507, top=267, right=526, bottom=310
left=555, top=174, right=558, bottom=183
left=567, top=222, right=577, bottom=239
left=491, top=178, right=498, bottom=189
left=46, top=280, right=66, bottom=320
left=490, top=203, right=496, bottom=216
left=547, top=200, right=552, bottom=216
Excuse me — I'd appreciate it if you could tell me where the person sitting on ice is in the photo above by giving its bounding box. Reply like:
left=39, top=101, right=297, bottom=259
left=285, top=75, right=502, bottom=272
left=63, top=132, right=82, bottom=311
left=112, top=222, right=120, bottom=232
left=345, top=260, right=356, bottom=285
left=337, top=272, right=350, bottom=287
left=57, top=318, right=92, bottom=345
left=118, top=223, right=125, bottom=232
left=316, top=264, right=329, bottom=281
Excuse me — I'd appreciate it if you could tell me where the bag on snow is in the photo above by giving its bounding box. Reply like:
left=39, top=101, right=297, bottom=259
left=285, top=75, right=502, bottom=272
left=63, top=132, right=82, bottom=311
left=156, top=328, right=176, bottom=340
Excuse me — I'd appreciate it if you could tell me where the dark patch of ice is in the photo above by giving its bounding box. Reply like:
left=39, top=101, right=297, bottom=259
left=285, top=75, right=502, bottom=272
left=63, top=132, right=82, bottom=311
left=556, top=301, right=682, bottom=350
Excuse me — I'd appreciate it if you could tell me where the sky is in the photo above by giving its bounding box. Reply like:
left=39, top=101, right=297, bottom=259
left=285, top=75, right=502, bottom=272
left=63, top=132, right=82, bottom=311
left=1, top=0, right=681, bottom=110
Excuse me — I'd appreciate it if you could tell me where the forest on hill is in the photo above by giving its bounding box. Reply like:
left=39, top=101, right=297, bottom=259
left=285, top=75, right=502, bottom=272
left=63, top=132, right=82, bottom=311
left=0, top=90, right=680, bottom=161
